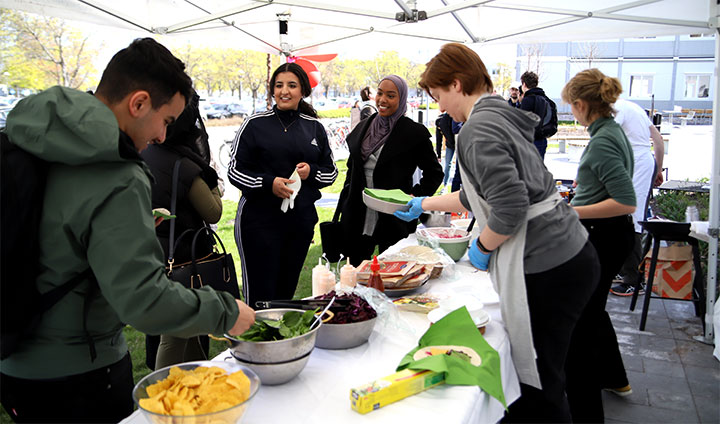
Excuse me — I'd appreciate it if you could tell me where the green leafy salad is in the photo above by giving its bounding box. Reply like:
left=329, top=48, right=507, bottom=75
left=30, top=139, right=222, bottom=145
left=237, top=309, right=318, bottom=341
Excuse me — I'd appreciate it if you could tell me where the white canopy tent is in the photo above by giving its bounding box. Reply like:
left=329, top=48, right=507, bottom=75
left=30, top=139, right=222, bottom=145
left=1, top=0, right=718, bottom=345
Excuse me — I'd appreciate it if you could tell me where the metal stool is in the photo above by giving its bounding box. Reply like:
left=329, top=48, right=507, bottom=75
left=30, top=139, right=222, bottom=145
left=630, top=221, right=705, bottom=331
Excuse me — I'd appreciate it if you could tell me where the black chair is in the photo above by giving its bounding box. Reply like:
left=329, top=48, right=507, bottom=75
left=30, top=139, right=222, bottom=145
left=630, top=221, right=705, bottom=331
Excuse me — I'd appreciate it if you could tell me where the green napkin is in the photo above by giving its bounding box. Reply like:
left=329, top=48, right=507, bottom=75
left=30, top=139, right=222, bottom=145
left=364, top=188, right=413, bottom=204
left=397, top=306, right=506, bottom=408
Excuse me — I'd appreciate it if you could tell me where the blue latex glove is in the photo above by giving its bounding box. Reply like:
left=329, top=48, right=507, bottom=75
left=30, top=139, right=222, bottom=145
left=393, top=196, right=426, bottom=221
left=468, top=237, right=492, bottom=271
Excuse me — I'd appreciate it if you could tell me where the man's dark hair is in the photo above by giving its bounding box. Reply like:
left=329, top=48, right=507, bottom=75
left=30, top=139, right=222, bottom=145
left=360, top=86, right=372, bottom=101
left=96, top=38, right=193, bottom=108
left=521, top=71, right=539, bottom=89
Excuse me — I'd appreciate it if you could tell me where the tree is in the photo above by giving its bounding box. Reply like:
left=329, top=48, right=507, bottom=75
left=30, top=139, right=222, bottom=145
left=192, top=48, right=221, bottom=96
left=403, top=61, right=424, bottom=96
left=492, top=62, right=513, bottom=97
left=576, top=41, right=604, bottom=68
left=0, top=9, right=100, bottom=90
left=520, top=43, right=545, bottom=78
left=341, top=59, right=367, bottom=96
left=317, top=60, right=343, bottom=97
left=365, top=51, right=406, bottom=87
left=170, top=41, right=204, bottom=79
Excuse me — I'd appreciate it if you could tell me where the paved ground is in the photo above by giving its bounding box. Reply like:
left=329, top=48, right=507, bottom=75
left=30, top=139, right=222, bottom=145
left=603, top=294, right=719, bottom=423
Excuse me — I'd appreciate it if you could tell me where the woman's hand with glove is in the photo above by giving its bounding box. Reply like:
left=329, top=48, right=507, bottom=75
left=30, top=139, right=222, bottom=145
left=393, top=196, right=426, bottom=221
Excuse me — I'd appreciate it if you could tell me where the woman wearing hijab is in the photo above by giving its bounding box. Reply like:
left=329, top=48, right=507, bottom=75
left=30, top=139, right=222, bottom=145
left=228, top=63, right=337, bottom=308
left=338, top=75, right=443, bottom=267
left=141, top=91, right=224, bottom=369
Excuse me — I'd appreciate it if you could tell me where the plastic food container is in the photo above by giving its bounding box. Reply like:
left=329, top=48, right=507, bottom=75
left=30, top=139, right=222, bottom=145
left=415, top=227, right=472, bottom=261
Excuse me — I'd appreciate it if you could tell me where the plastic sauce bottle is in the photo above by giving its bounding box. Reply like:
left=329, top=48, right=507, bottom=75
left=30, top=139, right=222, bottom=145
left=340, top=258, right=357, bottom=288
left=320, top=267, right=336, bottom=295
left=367, top=255, right=384, bottom=292
left=312, top=259, right=334, bottom=297
left=556, top=181, right=569, bottom=202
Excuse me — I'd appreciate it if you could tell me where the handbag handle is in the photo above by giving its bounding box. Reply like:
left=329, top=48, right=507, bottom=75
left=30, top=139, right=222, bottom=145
left=188, top=226, right=231, bottom=283
left=333, top=185, right=349, bottom=223
left=167, top=159, right=183, bottom=267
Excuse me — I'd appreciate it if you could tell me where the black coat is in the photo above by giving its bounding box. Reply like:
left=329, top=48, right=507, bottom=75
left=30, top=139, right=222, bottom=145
left=338, top=115, right=443, bottom=246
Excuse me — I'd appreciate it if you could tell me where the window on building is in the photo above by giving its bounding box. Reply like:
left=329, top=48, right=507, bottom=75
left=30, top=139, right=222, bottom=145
left=629, top=75, right=653, bottom=98
left=685, top=74, right=711, bottom=98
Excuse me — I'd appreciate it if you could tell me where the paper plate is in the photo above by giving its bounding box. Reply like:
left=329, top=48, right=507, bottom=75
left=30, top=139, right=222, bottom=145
left=428, top=307, right=490, bottom=328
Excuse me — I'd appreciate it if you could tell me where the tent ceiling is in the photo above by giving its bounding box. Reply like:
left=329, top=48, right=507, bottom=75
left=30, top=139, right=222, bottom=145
left=0, top=0, right=714, bottom=55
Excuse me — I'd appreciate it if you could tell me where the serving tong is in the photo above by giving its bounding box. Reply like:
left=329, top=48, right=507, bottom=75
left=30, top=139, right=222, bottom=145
left=254, top=298, right=350, bottom=313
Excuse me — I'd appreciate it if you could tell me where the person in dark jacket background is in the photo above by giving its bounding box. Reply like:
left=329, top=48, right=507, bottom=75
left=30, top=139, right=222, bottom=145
left=338, top=75, right=443, bottom=267
left=435, top=112, right=462, bottom=192
left=228, top=63, right=337, bottom=308
left=141, top=90, right=223, bottom=370
left=520, top=71, right=550, bottom=159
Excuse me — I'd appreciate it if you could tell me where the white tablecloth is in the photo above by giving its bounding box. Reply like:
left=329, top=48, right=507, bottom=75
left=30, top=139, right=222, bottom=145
left=122, top=236, right=521, bottom=424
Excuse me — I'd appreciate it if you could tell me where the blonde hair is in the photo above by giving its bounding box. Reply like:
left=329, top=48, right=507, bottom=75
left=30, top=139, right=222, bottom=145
left=419, top=43, right=493, bottom=98
left=561, top=68, right=622, bottom=121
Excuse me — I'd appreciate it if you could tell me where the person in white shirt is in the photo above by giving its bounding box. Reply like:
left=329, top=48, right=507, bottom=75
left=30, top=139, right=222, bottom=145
left=610, top=98, right=665, bottom=296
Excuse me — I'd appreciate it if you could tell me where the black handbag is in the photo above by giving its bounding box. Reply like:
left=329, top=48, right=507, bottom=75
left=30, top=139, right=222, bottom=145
left=164, top=160, right=241, bottom=299
left=319, top=188, right=347, bottom=263
left=166, top=228, right=241, bottom=299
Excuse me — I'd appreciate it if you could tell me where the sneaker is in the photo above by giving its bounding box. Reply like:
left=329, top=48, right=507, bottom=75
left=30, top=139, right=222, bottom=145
left=612, top=273, right=624, bottom=284
left=610, top=282, right=645, bottom=297
left=604, top=384, right=633, bottom=397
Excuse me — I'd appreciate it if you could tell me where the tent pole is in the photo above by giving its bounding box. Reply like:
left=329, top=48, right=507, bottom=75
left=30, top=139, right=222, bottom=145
left=698, top=24, right=719, bottom=345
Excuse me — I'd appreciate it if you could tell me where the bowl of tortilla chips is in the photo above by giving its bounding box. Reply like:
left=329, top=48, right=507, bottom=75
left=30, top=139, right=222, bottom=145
left=132, top=360, right=260, bottom=424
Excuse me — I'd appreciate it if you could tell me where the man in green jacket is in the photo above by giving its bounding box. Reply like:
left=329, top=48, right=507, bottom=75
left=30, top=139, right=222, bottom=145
left=0, top=38, right=255, bottom=423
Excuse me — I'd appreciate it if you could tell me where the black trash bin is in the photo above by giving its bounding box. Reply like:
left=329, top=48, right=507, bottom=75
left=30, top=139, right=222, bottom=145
left=652, top=112, right=662, bottom=132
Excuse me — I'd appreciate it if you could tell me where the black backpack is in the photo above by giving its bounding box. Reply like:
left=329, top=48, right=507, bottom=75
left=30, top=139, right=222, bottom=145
left=534, top=94, right=558, bottom=138
left=1, top=132, right=96, bottom=360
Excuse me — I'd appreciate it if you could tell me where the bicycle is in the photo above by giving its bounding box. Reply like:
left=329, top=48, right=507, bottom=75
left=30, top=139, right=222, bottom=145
left=325, top=119, right=350, bottom=153
left=218, top=138, right=233, bottom=169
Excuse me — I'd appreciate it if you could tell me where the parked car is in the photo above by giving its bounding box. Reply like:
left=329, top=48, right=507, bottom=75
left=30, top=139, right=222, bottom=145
left=206, top=104, right=232, bottom=119
left=225, top=103, right=248, bottom=118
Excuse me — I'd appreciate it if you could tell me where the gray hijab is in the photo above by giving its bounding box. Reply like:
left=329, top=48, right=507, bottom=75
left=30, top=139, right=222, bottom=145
left=360, top=75, right=408, bottom=161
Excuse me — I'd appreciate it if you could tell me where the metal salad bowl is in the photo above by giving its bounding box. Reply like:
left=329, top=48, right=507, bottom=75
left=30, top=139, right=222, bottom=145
left=231, top=350, right=312, bottom=386
left=224, top=308, right=320, bottom=364
left=315, top=316, right=378, bottom=350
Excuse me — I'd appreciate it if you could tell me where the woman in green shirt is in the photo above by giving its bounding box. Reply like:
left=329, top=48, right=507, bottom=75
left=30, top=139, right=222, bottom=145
left=562, top=68, right=636, bottom=422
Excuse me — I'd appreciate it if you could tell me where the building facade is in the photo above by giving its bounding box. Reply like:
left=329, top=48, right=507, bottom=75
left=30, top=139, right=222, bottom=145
left=516, top=35, right=715, bottom=118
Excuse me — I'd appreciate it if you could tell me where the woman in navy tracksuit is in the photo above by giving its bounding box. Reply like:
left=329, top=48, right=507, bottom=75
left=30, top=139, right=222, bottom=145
left=228, top=63, right=337, bottom=308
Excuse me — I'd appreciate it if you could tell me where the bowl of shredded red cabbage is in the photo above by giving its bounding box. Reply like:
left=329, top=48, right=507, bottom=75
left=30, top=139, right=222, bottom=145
left=313, top=291, right=378, bottom=349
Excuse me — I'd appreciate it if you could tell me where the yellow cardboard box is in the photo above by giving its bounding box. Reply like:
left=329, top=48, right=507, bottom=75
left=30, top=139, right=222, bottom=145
left=350, top=368, right=445, bottom=414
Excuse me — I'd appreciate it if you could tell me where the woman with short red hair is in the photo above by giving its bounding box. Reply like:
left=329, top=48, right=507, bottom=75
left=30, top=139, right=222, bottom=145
left=395, top=43, right=600, bottom=422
